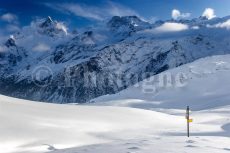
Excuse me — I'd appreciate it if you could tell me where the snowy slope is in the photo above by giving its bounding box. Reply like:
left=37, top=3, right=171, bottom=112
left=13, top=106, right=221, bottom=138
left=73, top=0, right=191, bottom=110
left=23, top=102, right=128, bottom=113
left=0, top=94, right=183, bottom=153
left=51, top=55, right=230, bottom=152
left=0, top=93, right=230, bottom=153
left=92, top=55, right=230, bottom=110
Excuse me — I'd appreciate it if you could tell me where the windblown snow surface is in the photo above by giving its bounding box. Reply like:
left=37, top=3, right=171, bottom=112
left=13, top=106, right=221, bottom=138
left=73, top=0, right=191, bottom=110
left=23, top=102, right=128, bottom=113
left=0, top=55, right=230, bottom=153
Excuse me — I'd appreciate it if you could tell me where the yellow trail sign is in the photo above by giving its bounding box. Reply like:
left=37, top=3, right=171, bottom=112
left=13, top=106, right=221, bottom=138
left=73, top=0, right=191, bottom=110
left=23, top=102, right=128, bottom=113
left=188, top=119, right=193, bottom=123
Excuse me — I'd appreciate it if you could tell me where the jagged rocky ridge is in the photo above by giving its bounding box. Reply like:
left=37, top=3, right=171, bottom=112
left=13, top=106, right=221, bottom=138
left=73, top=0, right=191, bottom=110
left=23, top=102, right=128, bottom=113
left=1, top=15, right=230, bottom=103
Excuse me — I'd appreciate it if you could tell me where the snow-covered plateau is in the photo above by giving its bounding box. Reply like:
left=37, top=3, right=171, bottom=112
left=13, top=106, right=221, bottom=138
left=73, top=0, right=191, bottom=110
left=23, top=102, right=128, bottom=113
left=1, top=55, right=230, bottom=153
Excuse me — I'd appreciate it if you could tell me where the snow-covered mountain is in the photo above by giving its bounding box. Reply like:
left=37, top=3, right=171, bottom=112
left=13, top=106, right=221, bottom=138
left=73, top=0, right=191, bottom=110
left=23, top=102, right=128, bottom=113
left=92, top=55, right=230, bottom=110
left=1, top=15, right=230, bottom=103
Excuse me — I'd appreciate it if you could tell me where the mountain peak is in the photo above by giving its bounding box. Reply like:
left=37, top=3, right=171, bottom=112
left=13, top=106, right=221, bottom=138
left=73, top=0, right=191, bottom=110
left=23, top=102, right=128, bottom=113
left=5, top=35, right=16, bottom=48
left=47, top=16, right=53, bottom=22
left=39, top=16, right=54, bottom=28
left=34, top=16, right=68, bottom=37
left=107, top=16, right=143, bottom=27
left=107, top=15, right=151, bottom=35
left=199, top=16, right=208, bottom=20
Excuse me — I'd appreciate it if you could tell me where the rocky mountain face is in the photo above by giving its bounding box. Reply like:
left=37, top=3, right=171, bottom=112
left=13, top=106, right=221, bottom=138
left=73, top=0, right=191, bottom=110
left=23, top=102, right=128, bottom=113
left=1, top=16, right=230, bottom=103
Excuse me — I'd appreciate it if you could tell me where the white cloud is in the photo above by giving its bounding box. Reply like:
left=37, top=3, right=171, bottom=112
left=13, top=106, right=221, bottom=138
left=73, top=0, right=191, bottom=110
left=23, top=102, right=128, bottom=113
left=0, top=13, right=20, bottom=34
left=1, top=13, right=18, bottom=23
left=208, top=19, right=230, bottom=30
left=154, top=22, right=189, bottom=33
left=61, top=3, right=104, bottom=21
left=56, top=22, right=68, bottom=35
left=45, top=2, right=140, bottom=21
left=172, top=9, right=190, bottom=20
left=32, top=43, right=51, bottom=52
left=191, top=26, right=200, bottom=30
left=6, top=24, right=20, bottom=32
left=216, top=19, right=230, bottom=29
left=106, top=1, right=139, bottom=17
left=202, top=8, right=216, bottom=20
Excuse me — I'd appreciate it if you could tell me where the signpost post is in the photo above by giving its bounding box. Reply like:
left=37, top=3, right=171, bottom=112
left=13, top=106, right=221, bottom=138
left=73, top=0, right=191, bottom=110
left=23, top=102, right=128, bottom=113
left=186, top=106, right=190, bottom=137
left=186, top=106, right=193, bottom=137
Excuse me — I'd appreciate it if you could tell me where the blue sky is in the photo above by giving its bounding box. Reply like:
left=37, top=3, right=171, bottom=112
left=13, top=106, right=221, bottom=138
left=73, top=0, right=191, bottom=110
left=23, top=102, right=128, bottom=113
left=0, top=0, right=230, bottom=33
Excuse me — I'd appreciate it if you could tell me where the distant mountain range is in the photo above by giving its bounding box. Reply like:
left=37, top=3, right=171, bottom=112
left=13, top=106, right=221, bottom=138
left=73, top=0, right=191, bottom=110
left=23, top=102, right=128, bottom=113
left=1, top=15, right=230, bottom=103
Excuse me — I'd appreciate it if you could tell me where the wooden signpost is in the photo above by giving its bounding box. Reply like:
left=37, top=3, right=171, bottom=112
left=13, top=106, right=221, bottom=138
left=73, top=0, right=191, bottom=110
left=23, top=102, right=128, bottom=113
left=186, top=106, right=193, bottom=137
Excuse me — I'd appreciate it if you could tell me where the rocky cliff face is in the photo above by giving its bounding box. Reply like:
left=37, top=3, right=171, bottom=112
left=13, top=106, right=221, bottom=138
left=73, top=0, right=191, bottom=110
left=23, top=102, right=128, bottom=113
left=1, top=15, right=230, bottom=103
